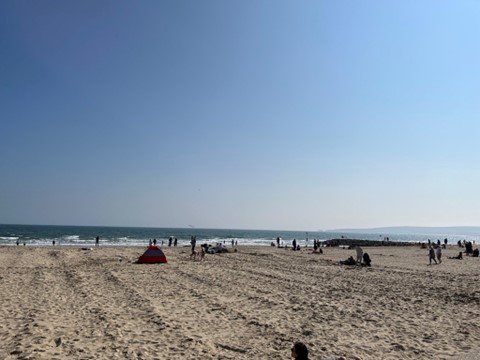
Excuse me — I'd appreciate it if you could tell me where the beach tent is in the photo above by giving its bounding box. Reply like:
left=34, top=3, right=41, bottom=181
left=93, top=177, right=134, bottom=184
left=137, top=245, right=168, bottom=264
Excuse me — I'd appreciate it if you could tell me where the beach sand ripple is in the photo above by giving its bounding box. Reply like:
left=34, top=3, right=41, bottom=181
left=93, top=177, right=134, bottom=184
left=0, top=245, right=479, bottom=359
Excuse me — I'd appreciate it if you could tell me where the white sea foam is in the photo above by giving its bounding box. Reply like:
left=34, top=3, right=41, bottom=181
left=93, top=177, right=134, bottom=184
left=2, top=224, right=478, bottom=248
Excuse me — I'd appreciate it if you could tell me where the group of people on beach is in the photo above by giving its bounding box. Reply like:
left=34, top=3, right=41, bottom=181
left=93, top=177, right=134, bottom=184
left=273, top=237, right=374, bottom=267
left=459, top=240, right=479, bottom=257
left=148, top=237, right=178, bottom=247
left=188, top=236, right=239, bottom=260
left=427, top=239, right=479, bottom=264
left=273, top=237, right=324, bottom=252
left=189, top=236, right=205, bottom=261
left=148, top=236, right=180, bottom=247
left=338, top=246, right=372, bottom=267
left=428, top=244, right=442, bottom=265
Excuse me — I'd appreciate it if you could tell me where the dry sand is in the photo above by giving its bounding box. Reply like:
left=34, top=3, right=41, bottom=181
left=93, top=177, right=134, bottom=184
left=0, top=244, right=479, bottom=359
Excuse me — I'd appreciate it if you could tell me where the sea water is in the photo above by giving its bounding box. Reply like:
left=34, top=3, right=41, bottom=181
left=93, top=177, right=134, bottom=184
left=0, top=224, right=478, bottom=247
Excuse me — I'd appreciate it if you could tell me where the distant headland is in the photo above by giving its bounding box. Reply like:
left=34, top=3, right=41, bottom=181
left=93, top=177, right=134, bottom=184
left=327, top=226, right=480, bottom=236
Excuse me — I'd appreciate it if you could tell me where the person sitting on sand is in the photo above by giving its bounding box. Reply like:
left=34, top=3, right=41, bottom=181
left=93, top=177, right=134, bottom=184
left=362, top=252, right=371, bottom=267
left=291, top=342, right=309, bottom=360
left=207, top=245, right=215, bottom=254
left=473, top=248, right=479, bottom=257
left=339, top=256, right=356, bottom=266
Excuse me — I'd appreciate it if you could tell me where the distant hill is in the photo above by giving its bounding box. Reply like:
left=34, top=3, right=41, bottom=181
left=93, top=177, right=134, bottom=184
left=328, top=226, right=480, bottom=236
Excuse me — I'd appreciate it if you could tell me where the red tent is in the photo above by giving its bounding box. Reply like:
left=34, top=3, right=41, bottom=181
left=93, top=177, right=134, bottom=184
left=137, top=246, right=168, bottom=264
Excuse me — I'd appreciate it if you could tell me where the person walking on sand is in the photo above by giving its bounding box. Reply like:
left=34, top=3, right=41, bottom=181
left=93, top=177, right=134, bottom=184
left=428, top=246, right=437, bottom=265
left=436, top=245, right=442, bottom=263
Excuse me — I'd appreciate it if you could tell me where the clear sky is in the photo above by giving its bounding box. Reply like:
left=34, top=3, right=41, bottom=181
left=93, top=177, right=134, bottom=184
left=1, top=1, right=479, bottom=231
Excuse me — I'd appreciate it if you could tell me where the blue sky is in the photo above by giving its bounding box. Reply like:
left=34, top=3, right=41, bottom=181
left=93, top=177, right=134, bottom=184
left=1, top=0, right=479, bottom=230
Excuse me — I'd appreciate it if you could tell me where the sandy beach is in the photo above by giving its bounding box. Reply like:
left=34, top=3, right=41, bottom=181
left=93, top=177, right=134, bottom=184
left=0, top=244, right=479, bottom=360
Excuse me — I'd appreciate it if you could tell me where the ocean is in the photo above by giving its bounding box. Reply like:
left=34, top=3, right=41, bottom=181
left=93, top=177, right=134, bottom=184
left=0, top=224, right=478, bottom=247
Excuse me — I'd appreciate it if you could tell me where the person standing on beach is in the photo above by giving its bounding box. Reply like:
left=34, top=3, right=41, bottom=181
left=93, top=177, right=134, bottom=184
left=174, top=237, right=177, bottom=246
left=191, top=236, right=196, bottom=253
left=428, top=246, right=437, bottom=265
left=95, top=236, right=100, bottom=247
left=356, top=246, right=363, bottom=264
left=292, top=239, right=297, bottom=251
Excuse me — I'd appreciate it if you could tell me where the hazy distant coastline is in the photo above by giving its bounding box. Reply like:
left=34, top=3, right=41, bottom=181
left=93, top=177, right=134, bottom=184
left=329, top=226, right=480, bottom=236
